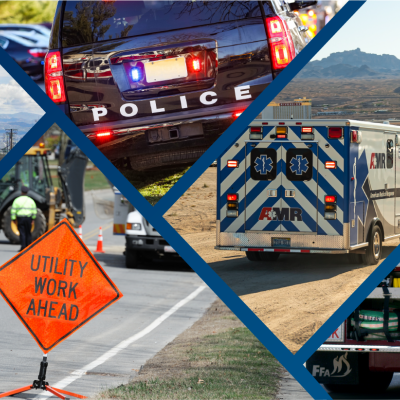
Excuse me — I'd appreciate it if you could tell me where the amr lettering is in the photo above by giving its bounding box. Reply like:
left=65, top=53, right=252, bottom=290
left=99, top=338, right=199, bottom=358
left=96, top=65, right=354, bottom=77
left=259, top=207, right=303, bottom=221
left=370, top=152, right=386, bottom=169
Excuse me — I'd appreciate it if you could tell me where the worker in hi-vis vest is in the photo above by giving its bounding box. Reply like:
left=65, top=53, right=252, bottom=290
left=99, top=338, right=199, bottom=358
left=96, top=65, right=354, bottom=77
left=11, top=186, right=37, bottom=251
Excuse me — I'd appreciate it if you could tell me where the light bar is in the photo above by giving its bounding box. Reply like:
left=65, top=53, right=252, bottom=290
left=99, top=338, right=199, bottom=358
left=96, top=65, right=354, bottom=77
left=96, top=131, right=112, bottom=137
left=325, top=161, right=337, bottom=169
left=227, top=160, right=239, bottom=168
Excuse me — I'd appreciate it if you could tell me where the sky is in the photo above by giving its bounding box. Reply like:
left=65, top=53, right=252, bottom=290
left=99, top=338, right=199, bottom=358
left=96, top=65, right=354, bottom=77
left=313, top=1, right=400, bottom=61
left=0, top=67, right=43, bottom=116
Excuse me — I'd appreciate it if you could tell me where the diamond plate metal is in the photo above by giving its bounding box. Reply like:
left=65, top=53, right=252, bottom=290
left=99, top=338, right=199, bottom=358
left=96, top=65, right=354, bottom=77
left=216, top=221, right=349, bottom=249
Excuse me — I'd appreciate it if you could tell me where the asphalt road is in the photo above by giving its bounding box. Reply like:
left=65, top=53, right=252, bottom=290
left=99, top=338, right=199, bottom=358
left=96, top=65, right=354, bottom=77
left=0, top=189, right=216, bottom=399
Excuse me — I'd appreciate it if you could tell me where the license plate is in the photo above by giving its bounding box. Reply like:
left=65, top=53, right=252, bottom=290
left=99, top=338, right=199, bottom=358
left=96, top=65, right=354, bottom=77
left=164, top=246, right=176, bottom=253
left=326, top=323, right=345, bottom=342
left=272, top=238, right=290, bottom=248
left=145, top=57, right=188, bottom=83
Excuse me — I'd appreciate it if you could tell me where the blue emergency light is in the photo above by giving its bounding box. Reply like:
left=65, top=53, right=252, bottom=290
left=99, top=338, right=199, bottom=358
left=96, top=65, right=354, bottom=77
left=130, top=67, right=141, bottom=82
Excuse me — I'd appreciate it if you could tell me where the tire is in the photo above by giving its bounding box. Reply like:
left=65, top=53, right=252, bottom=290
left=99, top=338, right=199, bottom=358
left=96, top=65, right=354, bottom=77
left=125, top=249, right=138, bottom=268
left=246, top=251, right=260, bottom=261
left=348, top=253, right=363, bottom=264
left=2, top=206, right=46, bottom=244
left=362, top=225, right=382, bottom=265
left=258, top=252, right=280, bottom=261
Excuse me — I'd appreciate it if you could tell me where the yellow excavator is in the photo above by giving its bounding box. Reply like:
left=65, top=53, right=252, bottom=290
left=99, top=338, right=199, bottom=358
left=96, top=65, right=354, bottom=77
left=0, top=144, right=87, bottom=244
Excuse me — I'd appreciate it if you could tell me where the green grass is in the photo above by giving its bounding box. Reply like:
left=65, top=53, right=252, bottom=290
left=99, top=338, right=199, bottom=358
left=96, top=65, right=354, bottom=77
left=84, top=169, right=110, bottom=191
left=121, top=167, right=189, bottom=205
left=100, top=328, right=281, bottom=400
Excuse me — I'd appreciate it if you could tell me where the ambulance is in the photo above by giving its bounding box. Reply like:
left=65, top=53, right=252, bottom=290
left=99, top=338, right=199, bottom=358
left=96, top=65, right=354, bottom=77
left=216, top=120, right=400, bottom=264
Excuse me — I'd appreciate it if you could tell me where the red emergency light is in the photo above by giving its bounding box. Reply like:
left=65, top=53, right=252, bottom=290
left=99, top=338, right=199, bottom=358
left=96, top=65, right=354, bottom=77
left=325, top=161, right=337, bottom=169
left=301, top=127, right=313, bottom=133
left=227, top=194, right=238, bottom=201
left=192, top=58, right=201, bottom=72
left=96, top=131, right=112, bottom=138
left=250, top=127, right=262, bottom=133
left=328, top=127, right=343, bottom=139
left=227, top=160, right=239, bottom=168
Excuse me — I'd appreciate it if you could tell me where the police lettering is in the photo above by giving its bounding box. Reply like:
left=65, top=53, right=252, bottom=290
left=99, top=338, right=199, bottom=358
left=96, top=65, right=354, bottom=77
left=26, top=254, right=88, bottom=321
left=259, top=207, right=303, bottom=221
left=91, top=86, right=252, bottom=121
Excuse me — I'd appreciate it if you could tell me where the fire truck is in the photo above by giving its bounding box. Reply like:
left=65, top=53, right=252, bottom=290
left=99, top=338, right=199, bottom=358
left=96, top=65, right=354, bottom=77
left=216, top=120, right=400, bottom=265
left=306, top=266, right=400, bottom=393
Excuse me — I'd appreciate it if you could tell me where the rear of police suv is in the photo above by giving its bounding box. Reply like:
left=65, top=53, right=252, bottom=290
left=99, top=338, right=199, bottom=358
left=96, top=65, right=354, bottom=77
left=45, top=1, right=312, bottom=171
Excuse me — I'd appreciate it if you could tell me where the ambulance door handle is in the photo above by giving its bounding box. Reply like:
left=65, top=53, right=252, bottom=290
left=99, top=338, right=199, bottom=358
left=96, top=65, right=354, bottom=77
left=267, top=189, right=277, bottom=197
left=285, top=190, right=295, bottom=197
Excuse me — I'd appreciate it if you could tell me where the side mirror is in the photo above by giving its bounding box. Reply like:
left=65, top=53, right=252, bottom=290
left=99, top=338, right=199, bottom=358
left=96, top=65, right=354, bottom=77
left=289, top=1, right=318, bottom=11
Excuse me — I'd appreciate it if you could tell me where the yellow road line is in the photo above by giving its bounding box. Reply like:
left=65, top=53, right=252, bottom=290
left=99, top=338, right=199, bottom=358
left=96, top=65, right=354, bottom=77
left=82, top=221, right=113, bottom=241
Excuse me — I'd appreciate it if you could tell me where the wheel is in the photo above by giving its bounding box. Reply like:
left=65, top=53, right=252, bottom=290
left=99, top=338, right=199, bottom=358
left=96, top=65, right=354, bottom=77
left=258, top=252, right=280, bottom=261
left=246, top=251, right=261, bottom=261
left=324, top=353, right=393, bottom=394
left=362, top=225, right=382, bottom=265
left=2, top=206, right=46, bottom=244
left=125, top=249, right=138, bottom=268
left=348, top=253, right=363, bottom=264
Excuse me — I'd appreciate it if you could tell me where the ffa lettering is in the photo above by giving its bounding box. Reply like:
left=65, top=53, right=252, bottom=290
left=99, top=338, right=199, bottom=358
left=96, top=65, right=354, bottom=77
left=259, top=207, right=303, bottom=221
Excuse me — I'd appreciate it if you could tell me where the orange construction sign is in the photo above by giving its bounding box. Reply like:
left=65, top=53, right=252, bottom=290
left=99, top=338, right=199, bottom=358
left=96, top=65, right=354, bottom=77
left=0, top=219, right=122, bottom=353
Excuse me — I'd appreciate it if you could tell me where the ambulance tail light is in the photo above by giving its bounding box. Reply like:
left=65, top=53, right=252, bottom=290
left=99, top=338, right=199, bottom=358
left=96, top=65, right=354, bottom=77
left=227, top=160, right=239, bottom=168
left=351, top=130, right=362, bottom=143
left=226, top=193, right=239, bottom=218
left=301, top=127, right=314, bottom=140
left=250, top=126, right=263, bottom=140
left=44, top=50, right=67, bottom=104
left=266, top=16, right=295, bottom=71
left=328, top=127, right=343, bottom=139
left=275, top=126, right=287, bottom=139
left=325, top=161, right=337, bottom=169
left=233, top=110, right=244, bottom=119
left=324, top=195, right=337, bottom=220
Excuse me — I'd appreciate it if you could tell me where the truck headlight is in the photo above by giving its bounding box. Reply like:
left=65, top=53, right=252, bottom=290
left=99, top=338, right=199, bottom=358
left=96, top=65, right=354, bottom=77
left=127, top=223, right=141, bottom=230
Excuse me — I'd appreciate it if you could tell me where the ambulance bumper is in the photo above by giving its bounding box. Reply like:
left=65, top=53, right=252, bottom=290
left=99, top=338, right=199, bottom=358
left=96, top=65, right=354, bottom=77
left=215, top=246, right=349, bottom=254
left=318, top=345, right=400, bottom=353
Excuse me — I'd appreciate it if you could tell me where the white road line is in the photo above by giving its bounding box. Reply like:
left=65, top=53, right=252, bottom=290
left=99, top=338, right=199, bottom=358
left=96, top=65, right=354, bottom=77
left=37, top=285, right=206, bottom=398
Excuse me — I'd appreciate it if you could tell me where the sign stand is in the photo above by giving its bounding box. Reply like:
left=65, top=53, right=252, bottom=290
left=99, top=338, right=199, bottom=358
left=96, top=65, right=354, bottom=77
left=0, top=355, right=86, bottom=400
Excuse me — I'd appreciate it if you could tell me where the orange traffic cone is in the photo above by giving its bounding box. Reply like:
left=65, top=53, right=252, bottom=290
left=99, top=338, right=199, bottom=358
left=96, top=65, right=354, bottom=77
left=78, top=225, right=83, bottom=240
left=95, top=227, right=105, bottom=253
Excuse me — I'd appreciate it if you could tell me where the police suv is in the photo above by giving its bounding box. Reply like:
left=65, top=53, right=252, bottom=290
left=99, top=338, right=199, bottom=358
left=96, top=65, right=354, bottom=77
left=46, top=1, right=314, bottom=171
left=216, top=120, right=400, bottom=264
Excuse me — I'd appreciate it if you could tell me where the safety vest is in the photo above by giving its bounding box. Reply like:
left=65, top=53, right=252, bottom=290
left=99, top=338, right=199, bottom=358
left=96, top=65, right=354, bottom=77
left=11, top=196, right=37, bottom=220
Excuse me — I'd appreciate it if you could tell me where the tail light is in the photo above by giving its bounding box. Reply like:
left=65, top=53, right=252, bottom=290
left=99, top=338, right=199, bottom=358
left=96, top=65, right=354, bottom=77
left=325, top=161, right=337, bottom=169
left=276, top=126, right=287, bottom=139
left=301, top=127, right=313, bottom=133
left=227, top=160, right=239, bottom=168
left=250, top=126, right=263, bottom=140
left=301, top=127, right=314, bottom=140
left=325, top=195, right=337, bottom=220
left=233, top=111, right=243, bottom=119
left=328, top=127, right=343, bottom=139
left=44, top=50, right=66, bottom=103
left=226, top=193, right=239, bottom=218
left=325, top=195, right=336, bottom=203
left=28, top=48, right=47, bottom=58
left=266, top=16, right=295, bottom=71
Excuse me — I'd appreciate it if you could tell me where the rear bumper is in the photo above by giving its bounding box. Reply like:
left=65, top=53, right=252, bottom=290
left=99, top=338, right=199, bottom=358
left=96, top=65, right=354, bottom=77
left=318, top=344, right=400, bottom=353
left=78, top=103, right=249, bottom=165
left=126, top=234, right=176, bottom=254
left=215, top=246, right=349, bottom=254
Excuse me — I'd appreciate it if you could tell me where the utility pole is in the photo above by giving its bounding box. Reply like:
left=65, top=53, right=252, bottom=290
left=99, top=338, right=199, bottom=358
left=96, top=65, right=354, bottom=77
left=5, top=129, right=18, bottom=153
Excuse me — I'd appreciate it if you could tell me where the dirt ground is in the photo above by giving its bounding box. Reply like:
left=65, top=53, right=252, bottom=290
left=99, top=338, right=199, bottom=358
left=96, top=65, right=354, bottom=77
left=164, top=168, right=399, bottom=353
